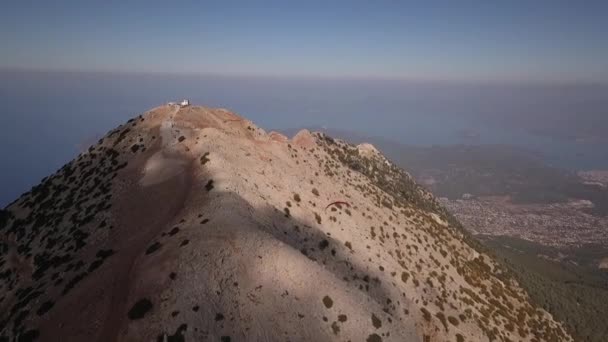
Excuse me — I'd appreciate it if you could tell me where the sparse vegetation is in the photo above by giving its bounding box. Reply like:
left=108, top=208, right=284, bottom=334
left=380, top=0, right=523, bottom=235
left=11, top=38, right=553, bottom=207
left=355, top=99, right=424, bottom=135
left=420, top=307, right=431, bottom=322
left=366, top=334, right=382, bottom=342
left=318, top=239, right=329, bottom=250
left=146, top=242, right=162, bottom=255
left=205, top=179, right=214, bottom=191
left=371, top=313, right=382, bottom=328
left=200, top=152, right=210, bottom=165
left=128, top=298, right=153, bottom=320
left=36, top=301, right=54, bottom=316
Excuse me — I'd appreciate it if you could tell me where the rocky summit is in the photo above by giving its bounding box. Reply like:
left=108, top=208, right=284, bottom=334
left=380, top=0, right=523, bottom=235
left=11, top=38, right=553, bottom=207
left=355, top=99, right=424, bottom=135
left=0, top=104, right=571, bottom=341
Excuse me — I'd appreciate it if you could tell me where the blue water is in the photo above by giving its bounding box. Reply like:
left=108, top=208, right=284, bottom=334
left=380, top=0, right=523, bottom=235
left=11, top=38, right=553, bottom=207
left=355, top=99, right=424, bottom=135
left=1, top=70, right=607, bottom=206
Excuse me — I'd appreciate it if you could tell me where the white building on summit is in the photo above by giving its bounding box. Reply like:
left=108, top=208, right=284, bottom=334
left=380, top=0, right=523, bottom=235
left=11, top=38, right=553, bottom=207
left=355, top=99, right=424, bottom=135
left=180, top=99, right=190, bottom=107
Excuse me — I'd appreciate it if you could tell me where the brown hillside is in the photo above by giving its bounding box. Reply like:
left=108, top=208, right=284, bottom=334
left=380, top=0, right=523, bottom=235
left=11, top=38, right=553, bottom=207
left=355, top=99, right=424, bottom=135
left=0, top=104, right=571, bottom=342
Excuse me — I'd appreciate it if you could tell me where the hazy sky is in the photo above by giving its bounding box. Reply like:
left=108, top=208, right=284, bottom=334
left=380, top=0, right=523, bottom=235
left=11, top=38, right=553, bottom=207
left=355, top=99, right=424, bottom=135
left=2, top=1, right=607, bottom=82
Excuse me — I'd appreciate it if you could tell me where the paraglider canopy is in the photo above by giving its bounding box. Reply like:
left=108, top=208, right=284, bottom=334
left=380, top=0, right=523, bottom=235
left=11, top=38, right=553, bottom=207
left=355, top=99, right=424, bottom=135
left=325, top=201, right=351, bottom=210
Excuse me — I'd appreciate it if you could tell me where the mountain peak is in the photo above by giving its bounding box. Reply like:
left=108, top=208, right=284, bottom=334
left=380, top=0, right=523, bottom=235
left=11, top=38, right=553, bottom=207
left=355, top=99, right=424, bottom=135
left=0, top=104, right=571, bottom=341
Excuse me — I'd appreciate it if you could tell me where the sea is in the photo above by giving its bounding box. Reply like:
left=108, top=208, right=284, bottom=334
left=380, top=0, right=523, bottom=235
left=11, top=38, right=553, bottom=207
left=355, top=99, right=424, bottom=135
left=1, top=70, right=607, bottom=206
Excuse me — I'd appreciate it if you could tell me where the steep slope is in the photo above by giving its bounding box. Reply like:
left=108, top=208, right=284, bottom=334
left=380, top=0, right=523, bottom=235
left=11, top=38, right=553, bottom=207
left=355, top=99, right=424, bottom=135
left=0, top=104, right=571, bottom=342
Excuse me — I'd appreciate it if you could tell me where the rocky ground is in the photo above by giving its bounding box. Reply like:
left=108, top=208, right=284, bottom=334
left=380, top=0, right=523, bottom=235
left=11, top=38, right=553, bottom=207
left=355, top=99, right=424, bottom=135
left=0, top=104, right=571, bottom=341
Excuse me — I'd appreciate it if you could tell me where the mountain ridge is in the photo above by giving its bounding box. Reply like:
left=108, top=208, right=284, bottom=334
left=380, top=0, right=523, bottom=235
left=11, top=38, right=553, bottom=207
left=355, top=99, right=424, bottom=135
left=0, top=104, right=571, bottom=341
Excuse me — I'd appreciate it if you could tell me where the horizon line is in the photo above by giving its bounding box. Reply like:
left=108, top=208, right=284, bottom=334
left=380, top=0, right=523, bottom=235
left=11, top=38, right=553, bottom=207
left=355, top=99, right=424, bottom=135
left=2, top=66, right=607, bottom=87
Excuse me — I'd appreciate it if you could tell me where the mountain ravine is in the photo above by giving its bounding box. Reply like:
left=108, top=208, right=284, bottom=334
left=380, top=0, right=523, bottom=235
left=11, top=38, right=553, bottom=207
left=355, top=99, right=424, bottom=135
left=0, top=104, right=572, bottom=341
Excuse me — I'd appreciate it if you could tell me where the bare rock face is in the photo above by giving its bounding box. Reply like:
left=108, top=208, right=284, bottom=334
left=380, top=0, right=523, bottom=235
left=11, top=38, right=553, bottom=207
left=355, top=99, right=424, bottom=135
left=268, top=131, right=288, bottom=143
left=0, top=105, right=572, bottom=342
left=291, top=129, right=315, bottom=148
left=357, top=143, right=380, bottom=157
